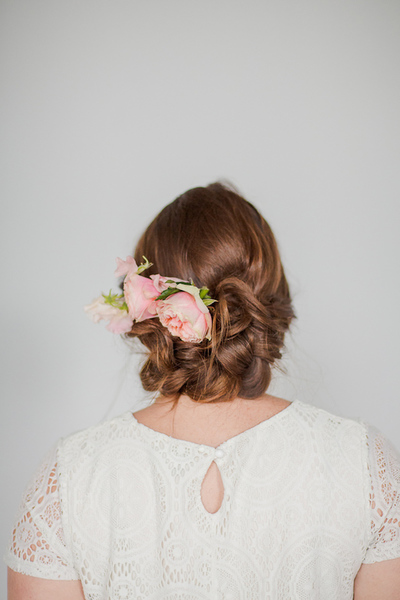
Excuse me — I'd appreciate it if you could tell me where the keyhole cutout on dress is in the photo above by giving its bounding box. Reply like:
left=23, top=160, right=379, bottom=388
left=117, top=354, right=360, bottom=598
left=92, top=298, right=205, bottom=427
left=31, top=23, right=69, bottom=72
left=200, top=461, right=225, bottom=514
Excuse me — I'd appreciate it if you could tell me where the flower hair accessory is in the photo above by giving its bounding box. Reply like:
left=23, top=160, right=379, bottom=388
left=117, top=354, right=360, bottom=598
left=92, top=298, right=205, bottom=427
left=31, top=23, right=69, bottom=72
left=84, top=256, right=217, bottom=343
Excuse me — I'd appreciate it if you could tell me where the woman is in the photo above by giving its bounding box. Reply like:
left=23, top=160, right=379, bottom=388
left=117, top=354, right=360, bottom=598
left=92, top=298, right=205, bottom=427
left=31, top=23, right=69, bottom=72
left=5, top=182, right=400, bottom=599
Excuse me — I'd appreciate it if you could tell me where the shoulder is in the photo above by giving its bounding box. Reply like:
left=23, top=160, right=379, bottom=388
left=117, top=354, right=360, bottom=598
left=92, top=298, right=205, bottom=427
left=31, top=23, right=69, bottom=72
left=293, top=399, right=368, bottom=439
left=293, top=401, right=400, bottom=489
left=290, top=400, right=373, bottom=475
left=57, top=411, right=137, bottom=469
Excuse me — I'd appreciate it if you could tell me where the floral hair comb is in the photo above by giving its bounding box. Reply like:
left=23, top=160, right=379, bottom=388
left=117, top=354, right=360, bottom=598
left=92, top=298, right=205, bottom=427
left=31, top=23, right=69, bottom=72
left=84, top=256, right=217, bottom=343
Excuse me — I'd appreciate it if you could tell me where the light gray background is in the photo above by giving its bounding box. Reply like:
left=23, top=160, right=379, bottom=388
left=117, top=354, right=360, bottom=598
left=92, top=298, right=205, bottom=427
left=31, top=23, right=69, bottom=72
left=1, top=0, right=399, bottom=591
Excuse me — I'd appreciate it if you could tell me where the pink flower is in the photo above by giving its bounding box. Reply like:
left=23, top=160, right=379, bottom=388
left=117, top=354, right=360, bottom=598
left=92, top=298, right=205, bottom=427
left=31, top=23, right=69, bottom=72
left=114, top=256, right=138, bottom=279
left=84, top=296, right=133, bottom=334
left=155, top=291, right=212, bottom=343
left=123, top=275, right=159, bottom=321
left=150, top=274, right=181, bottom=293
left=106, top=313, right=134, bottom=334
left=86, top=256, right=215, bottom=340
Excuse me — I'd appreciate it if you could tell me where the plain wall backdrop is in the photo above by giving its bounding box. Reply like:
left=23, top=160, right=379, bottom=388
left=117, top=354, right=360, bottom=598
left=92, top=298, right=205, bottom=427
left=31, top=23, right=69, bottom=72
left=1, top=0, right=399, bottom=592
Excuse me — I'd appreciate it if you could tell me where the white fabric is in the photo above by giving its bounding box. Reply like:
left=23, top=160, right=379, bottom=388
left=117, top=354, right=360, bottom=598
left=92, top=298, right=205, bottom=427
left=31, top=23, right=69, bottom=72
left=4, top=399, right=400, bottom=599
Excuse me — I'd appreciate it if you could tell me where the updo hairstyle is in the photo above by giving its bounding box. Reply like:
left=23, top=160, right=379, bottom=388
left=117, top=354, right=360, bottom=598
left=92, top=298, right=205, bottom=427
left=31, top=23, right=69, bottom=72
left=124, top=182, right=296, bottom=409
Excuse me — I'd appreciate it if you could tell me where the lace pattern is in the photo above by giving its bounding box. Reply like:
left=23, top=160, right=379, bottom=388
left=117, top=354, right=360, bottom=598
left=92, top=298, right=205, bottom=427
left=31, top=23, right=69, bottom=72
left=362, top=423, right=400, bottom=563
left=4, top=443, right=79, bottom=580
left=4, top=401, right=400, bottom=598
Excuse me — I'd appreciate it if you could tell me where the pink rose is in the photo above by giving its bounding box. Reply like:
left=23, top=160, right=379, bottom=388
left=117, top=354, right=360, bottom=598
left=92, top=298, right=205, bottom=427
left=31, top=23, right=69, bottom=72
left=155, top=291, right=212, bottom=343
left=114, top=256, right=159, bottom=322
left=87, top=255, right=215, bottom=339
left=150, top=274, right=181, bottom=293
left=123, top=274, right=159, bottom=322
left=150, top=273, right=174, bottom=295
left=84, top=296, right=133, bottom=334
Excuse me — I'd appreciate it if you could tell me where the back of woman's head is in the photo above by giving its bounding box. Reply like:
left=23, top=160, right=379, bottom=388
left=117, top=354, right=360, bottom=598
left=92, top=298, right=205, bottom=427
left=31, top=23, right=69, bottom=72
left=126, top=182, right=296, bottom=406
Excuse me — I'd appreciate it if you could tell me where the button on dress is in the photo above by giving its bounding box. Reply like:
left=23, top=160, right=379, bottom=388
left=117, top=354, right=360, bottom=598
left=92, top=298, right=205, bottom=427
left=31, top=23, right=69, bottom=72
left=4, top=400, right=400, bottom=599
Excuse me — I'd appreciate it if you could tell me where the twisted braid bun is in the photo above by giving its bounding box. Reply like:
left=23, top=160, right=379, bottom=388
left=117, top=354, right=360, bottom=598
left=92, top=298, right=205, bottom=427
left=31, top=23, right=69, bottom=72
left=125, top=182, right=296, bottom=407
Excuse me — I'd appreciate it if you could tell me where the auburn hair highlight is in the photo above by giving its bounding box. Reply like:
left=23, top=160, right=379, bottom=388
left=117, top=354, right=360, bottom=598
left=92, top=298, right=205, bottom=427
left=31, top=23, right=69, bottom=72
left=124, top=182, right=296, bottom=409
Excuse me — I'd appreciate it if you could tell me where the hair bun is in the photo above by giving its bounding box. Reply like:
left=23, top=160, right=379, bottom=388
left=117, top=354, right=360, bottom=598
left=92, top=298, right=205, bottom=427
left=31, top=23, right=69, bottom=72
left=126, top=182, right=296, bottom=407
left=208, top=276, right=292, bottom=398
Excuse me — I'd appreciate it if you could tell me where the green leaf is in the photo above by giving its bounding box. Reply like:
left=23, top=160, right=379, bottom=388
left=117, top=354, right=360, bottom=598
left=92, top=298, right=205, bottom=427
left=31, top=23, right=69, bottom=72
left=199, top=287, right=210, bottom=299
left=165, top=279, right=190, bottom=286
left=155, top=287, right=181, bottom=301
left=103, top=290, right=121, bottom=304
left=203, top=298, right=217, bottom=306
left=102, top=290, right=128, bottom=311
left=136, top=256, right=153, bottom=274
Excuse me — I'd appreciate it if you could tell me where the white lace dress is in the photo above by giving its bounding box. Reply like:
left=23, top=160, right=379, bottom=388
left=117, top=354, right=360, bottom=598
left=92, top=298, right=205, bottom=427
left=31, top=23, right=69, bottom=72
left=4, top=400, right=400, bottom=599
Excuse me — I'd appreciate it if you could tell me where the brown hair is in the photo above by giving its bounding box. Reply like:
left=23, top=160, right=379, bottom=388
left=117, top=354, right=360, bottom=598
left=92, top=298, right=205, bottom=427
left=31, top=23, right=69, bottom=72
left=124, top=182, right=296, bottom=409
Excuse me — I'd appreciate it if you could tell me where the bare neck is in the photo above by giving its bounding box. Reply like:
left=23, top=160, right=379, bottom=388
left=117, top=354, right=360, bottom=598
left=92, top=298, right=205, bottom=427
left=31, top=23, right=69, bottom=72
left=133, top=393, right=292, bottom=447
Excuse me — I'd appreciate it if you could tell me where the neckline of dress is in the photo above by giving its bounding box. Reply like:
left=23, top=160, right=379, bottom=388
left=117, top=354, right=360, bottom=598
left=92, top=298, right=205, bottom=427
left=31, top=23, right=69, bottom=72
left=129, top=398, right=299, bottom=451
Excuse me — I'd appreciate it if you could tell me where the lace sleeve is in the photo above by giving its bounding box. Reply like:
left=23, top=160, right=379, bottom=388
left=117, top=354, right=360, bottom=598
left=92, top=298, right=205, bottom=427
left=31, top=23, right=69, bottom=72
left=3, top=442, right=79, bottom=580
left=363, top=424, right=400, bottom=563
